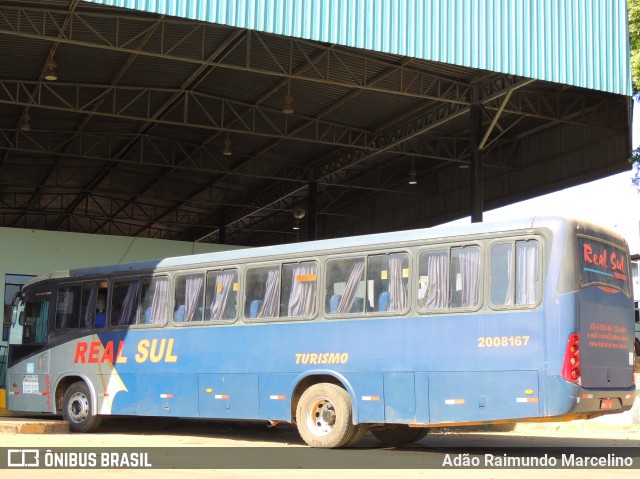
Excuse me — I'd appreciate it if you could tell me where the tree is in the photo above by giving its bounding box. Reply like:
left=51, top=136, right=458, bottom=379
left=630, top=0, right=640, bottom=187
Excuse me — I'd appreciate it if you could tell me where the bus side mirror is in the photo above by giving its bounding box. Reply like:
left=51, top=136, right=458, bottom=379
left=2, top=323, right=9, bottom=342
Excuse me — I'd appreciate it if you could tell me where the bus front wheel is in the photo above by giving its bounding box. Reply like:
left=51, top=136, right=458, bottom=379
left=62, top=382, right=103, bottom=433
left=295, top=383, right=366, bottom=448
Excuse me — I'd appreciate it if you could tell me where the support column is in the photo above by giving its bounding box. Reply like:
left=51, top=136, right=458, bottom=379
left=470, top=99, right=483, bottom=223
left=307, top=181, right=317, bottom=241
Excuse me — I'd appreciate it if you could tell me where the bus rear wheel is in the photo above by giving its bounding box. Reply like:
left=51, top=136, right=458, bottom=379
left=371, top=425, right=429, bottom=445
left=295, top=383, right=366, bottom=448
left=62, top=382, right=103, bottom=433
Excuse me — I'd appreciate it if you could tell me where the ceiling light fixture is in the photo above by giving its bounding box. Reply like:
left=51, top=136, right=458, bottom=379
left=408, top=159, right=417, bottom=185
left=44, top=58, right=58, bottom=81
left=222, top=137, right=232, bottom=156
left=283, top=81, right=294, bottom=114
left=20, top=114, right=31, bottom=132
left=283, top=94, right=294, bottom=115
left=292, top=206, right=305, bottom=230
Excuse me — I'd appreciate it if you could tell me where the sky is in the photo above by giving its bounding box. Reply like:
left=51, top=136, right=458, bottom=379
left=442, top=103, right=640, bottom=255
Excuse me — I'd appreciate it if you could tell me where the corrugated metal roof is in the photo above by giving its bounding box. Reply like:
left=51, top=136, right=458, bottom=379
left=84, top=0, right=632, bottom=96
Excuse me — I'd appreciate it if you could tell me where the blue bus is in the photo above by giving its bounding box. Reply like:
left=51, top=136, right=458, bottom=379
left=3, top=217, right=635, bottom=447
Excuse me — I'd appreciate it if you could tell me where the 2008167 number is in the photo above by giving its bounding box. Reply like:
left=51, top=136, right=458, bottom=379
left=478, top=336, right=530, bottom=348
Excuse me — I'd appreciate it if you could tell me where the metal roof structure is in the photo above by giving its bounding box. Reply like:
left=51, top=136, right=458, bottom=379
left=0, top=0, right=632, bottom=246
left=90, top=0, right=632, bottom=96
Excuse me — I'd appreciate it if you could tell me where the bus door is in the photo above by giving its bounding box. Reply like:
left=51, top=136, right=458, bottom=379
left=6, top=296, right=52, bottom=413
left=576, top=235, right=634, bottom=391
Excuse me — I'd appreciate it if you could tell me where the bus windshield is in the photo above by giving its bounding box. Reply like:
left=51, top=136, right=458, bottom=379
left=577, top=235, right=630, bottom=295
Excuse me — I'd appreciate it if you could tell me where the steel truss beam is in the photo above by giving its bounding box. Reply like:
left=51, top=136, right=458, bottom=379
left=0, top=4, right=471, bottom=104
left=0, top=129, right=312, bottom=182
left=0, top=189, right=220, bottom=235
left=0, top=79, right=623, bottom=241
left=214, top=79, right=627, bottom=240
left=485, top=89, right=628, bottom=133
left=208, top=77, right=537, bottom=239
left=0, top=80, right=380, bottom=149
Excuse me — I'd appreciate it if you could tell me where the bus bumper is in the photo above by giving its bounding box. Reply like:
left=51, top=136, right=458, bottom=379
left=546, top=377, right=636, bottom=416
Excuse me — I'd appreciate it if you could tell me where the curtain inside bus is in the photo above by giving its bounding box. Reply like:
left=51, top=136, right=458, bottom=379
left=208, top=271, right=236, bottom=321
left=118, top=280, right=139, bottom=325
left=337, top=260, right=364, bottom=313
left=258, top=268, right=280, bottom=318
left=388, top=256, right=407, bottom=311
left=184, top=275, right=204, bottom=322
left=516, top=241, right=539, bottom=304
left=81, top=285, right=97, bottom=328
left=453, top=247, right=480, bottom=308
left=287, top=263, right=317, bottom=316
left=423, top=250, right=448, bottom=309
left=149, top=277, right=169, bottom=324
left=34, top=302, right=48, bottom=344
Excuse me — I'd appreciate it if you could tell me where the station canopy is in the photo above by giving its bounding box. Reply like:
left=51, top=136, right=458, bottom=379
left=0, top=0, right=632, bottom=246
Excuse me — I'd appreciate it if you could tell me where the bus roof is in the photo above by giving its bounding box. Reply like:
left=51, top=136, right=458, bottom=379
left=24, top=216, right=623, bottom=284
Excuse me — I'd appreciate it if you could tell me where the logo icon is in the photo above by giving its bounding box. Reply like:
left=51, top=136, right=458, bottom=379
left=7, top=449, right=39, bottom=468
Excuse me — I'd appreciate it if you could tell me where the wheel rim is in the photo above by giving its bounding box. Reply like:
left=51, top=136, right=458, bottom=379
left=67, top=391, right=89, bottom=424
left=305, top=396, right=337, bottom=437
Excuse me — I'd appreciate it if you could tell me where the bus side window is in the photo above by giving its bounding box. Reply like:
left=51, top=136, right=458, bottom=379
left=95, top=281, right=108, bottom=329
left=56, top=286, right=82, bottom=329
left=490, top=240, right=540, bottom=307
left=141, top=276, right=169, bottom=325
left=174, top=273, right=204, bottom=323
left=450, top=246, right=480, bottom=308
left=366, top=253, right=409, bottom=313
left=417, top=250, right=449, bottom=310
left=515, top=240, right=540, bottom=305
left=79, top=283, right=98, bottom=329
left=24, top=301, right=48, bottom=344
left=491, top=243, right=513, bottom=306
left=280, top=262, right=317, bottom=318
left=245, top=266, right=280, bottom=319
left=205, top=270, right=238, bottom=321
left=111, top=280, right=140, bottom=326
left=325, top=258, right=365, bottom=315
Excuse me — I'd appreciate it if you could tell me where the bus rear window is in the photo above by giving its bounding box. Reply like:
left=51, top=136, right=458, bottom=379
left=577, top=236, right=630, bottom=295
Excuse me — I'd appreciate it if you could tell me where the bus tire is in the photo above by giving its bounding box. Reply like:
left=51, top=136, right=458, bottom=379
left=371, top=425, right=428, bottom=445
left=62, top=382, right=103, bottom=433
left=295, top=383, right=364, bottom=448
